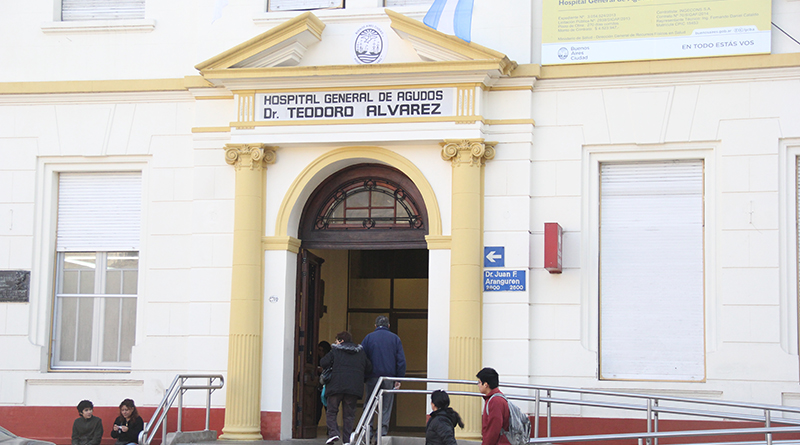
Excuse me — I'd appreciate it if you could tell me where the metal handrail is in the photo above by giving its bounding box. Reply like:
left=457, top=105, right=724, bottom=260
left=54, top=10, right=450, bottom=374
left=351, top=377, right=800, bottom=445
left=140, top=374, right=224, bottom=445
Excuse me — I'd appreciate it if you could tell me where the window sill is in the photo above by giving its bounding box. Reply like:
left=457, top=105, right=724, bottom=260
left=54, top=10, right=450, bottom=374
left=253, top=5, right=427, bottom=26
left=41, top=19, right=155, bottom=34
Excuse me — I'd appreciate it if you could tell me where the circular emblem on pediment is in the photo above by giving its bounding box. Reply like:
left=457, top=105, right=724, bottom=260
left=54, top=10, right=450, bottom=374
left=352, top=24, right=386, bottom=64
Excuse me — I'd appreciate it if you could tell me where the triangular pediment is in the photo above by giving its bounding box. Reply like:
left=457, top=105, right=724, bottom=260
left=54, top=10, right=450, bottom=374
left=194, top=10, right=516, bottom=84
left=385, top=9, right=515, bottom=74
left=195, top=12, right=325, bottom=71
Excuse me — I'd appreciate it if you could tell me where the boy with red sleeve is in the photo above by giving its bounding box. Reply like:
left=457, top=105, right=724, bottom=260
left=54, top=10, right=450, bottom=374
left=477, top=367, right=510, bottom=445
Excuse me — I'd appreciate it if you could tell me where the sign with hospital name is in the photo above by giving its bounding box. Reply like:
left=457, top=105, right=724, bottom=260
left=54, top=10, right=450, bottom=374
left=255, top=88, right=455, bottom=122
left=484, top=270, right=526, bottom=292
left=542, top=0, right=771, bottom=65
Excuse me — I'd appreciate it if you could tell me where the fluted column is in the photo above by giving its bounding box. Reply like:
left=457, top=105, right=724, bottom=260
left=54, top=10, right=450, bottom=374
left=221, top=144, right=277, bottom=440
left=441, top=139, right=495, bottom=440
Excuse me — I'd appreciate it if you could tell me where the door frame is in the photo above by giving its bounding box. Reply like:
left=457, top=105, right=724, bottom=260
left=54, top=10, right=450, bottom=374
left=292, top=249, right=325, bottom=438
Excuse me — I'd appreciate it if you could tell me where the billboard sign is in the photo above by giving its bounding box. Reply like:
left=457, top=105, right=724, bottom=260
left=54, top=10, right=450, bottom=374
left=542, top=0, right=771, bottom=65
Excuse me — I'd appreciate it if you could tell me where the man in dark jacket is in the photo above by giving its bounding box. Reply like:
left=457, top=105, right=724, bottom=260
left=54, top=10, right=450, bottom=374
left=320, top=331, right=372, bottom=445
left=361, top=316, right=406, bottom=437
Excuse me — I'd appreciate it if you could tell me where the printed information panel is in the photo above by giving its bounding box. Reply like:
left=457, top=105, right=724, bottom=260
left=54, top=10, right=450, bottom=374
left=542, top=0, right=771, bottom=65
left=484, top=270, right=526, bottom=292
left=255, top=88, right=455, bottom=122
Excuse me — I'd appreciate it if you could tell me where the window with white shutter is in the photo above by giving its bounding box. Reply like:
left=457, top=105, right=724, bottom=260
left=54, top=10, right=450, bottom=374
left=599, top=160, right=705, bottom=381
left=52, top=172, right=141, bottom=369
left=61, top=0, right=145, bottom=21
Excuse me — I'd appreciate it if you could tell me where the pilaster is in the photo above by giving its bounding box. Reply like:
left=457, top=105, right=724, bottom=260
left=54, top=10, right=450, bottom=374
left=221, top=143, right=277, bottom=440
left=441, top=139, right=495, bottom=440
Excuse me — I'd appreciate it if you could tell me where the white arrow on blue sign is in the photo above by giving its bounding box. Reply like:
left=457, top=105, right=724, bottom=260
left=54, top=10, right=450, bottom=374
left=483, top=246, right=505, bottom=268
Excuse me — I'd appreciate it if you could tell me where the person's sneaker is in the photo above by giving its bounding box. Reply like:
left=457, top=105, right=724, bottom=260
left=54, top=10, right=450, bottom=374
left=326, top=436, right=339, bottom=445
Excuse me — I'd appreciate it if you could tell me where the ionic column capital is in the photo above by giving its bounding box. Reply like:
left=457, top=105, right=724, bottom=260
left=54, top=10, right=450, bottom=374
left=440, top=139, right=496, bottom=167
left=225, top=144, right=278, bottom=171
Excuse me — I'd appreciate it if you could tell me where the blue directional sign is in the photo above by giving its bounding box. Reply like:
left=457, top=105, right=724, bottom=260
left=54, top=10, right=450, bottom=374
left=484, top=270, right=526, bottom=292
left=484, top=246, right=505, bottom=267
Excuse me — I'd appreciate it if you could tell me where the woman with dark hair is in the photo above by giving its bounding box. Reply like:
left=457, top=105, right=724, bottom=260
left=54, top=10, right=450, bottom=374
left=111, top=399, right=144, bottom=445
left=316, top=340, right=333, bottom=424
left=426, top=390, right=464, bottom=445
left=320, top=331, right=372, bottom=445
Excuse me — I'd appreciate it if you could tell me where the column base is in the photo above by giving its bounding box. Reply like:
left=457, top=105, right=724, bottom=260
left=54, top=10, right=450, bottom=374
left=220, top=427, right=263, bottom=441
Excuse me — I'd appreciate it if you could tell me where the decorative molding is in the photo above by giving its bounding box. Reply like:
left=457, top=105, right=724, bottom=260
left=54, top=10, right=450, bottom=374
left=0, top=77, right=212, bottom=96
left=224, top=144, right=277, bottom=171
left=456, top=86, right=476, bottom=123
left=196, top=12, right=324, bottom=71
left=235, top=91, right=257, bottom=127
left=194, top=95, right=235, bottom=100
left=262, top=236, right=302, bottom=253
left=386, top=9, right=517, bottom=76
left=199, top=60, right=514, bottom=82
left=192, top=127, right=231, bottom=133
left=230, top=114, right=483, bottom=128
left=483, top=119, right=535, bottom=126
left=440, top=139, right=496, bottom=167
left=425, top=235, right=451, bottom=250
left=275, top=146, right=442, bottom=238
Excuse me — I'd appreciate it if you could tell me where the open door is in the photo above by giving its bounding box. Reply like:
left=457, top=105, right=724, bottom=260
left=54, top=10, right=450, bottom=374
left=293, top=249, right=325, bottom=438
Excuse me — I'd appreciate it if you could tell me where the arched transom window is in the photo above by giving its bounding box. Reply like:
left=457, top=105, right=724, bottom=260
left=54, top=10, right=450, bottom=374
left=299, top=164, right=429, bottom=249
left=316, top=177, right=423, bottom=230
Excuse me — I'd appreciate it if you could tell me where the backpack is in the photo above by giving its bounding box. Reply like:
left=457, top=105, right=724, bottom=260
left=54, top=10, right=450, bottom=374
left=485, top=393, right=532, bottom=445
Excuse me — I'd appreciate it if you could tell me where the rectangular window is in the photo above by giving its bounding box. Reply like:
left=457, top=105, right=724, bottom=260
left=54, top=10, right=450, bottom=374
left=599, top=160, right=705, bottom=381
left=62, top=0, right=145, bottom=21
left=52, top=172, right=141, bottom=369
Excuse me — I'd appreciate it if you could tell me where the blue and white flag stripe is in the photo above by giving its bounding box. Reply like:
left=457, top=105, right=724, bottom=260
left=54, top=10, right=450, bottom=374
left=423, top=0, right=474, bottom=43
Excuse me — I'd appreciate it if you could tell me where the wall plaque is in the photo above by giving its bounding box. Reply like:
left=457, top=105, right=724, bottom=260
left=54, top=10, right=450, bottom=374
left=0, top=270, right=31, bottom=302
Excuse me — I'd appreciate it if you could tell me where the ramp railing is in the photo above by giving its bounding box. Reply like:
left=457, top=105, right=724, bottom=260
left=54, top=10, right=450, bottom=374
left=352, top=377, right=800, bottom=445
left=140, top=374, right=224, bottom=445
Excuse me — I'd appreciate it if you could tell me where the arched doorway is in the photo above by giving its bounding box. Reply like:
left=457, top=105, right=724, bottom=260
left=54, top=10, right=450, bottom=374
left=292, top=164, right=430, bottom=438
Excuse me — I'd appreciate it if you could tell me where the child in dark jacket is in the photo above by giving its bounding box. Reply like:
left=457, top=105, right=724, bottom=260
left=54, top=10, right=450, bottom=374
left=72, top=400, right=103, bottom=445
left=426, top=390, right=464, bottom=445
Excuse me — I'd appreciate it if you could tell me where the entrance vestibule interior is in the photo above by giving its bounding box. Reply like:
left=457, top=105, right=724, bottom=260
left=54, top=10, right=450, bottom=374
left=294, top=248, right=429, bottom=437
left=291, top=163, right=433, bottom=438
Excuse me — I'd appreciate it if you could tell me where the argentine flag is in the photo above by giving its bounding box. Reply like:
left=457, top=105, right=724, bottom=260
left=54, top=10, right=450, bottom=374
left=423, top=0, right=474, bottom=43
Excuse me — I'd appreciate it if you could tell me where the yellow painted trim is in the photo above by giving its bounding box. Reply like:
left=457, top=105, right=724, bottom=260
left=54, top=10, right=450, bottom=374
left=195, top=12, right=325, bottom=70
left=195, top=95, right=235, bottom=100
left=483, top=119, right=535, bottom=126
left=231, top=115, right=483, bottom=127
left=527, top=52, right=800, bottom=79
left=275, top=146, right=442, bottom=240
left=199, top=60, right=512, bottom=79
left=425, top=235, right=451, bottom=250
left=0, top=76, right=214, bottom=95
left=262, top=236, right=301, bottom=253
left=227, top=116, right=535, bottom=128
left=385, top=9, right=517, bottom=76
left=488, top=85, right=534, bottom=92
left=232, top=83, right=483, bottom=94
left=192, top=126, right=232, bottom=133
left=2, top=53, right=796, bottom=96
